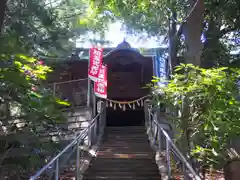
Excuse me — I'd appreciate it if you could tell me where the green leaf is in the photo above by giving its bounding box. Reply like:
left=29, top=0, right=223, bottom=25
left=56, top=99, right=71, bottom=106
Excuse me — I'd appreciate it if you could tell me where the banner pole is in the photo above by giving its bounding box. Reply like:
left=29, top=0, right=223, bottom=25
left=87, top=48, right=91, bottom=107
left=93, top=92, right=96, bottom=116
left=87, top=78, right=91, bottom=107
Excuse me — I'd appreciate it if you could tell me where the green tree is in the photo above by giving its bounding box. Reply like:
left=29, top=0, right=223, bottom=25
left=88, top=0, right=240, bottom=68
left=150, top=64, right=240, bottom=174
left=0, top=0, right=88, bottom=178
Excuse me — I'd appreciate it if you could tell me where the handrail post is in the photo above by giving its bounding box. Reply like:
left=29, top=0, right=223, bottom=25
left=158, top=129, right=162, bottom=150
left=182, top=164, right=188, bottom=180
left=93, top=118, right=97, bottom=144
left=55, top=158, right=59, bottom=180
left=53, top=82, right=56, bottom=97
left=93, top=94, right=96, bottom=116
left=149, top=108, right=153, bottom=134
left=76, top=138, right=80, bottom=180
left=87, top=78, right=91, bottom=107
left=144, top=99, right=150, bottom=128
left=88, top=123, right=92, bottom=147
left=166, top=139, right=171, bottom=179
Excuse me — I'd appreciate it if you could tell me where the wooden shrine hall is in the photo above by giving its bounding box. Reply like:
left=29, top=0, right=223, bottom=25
left=103, top=41, right=153, bottom=126
left=47, top=41, right=163, bottom=127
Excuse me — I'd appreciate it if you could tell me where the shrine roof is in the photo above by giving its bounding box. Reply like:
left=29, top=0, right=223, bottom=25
left=42, top=42, right=168, bottom=65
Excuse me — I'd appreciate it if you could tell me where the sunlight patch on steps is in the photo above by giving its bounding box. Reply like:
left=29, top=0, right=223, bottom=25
left=80, top=145, right=97, bottom=157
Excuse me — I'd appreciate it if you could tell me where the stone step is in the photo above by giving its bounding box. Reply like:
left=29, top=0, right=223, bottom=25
left=99, top=143, right=152, bottom=148
left=105, top=129, right=146, bottom=133
left=83, top=126, right=160, bottom=180
left=100, top=141, right=151, bottom=145
left=89, top=162, right=157, bottom=168
left=106, top=126, right=145, bottom=130
left=103, top=134, right=148, bottom=139
left=100, top=142, right=150, bottom=146
left=103, top=138, right=149, bottom=142
left=97, top=149, right=153, bottom=154
left=85, top=171, right=161, bottom=176
left=90, top=157, right=156, bottom=163
left=96, top=152, right=155, bottom=158
left=88, top=164, right=158, bottom=171
left=105, top=127, right=145, bottom=132
left=83, top=175, right=161, bottom=180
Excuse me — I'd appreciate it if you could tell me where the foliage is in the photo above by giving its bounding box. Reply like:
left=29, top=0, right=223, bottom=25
left=0, top=54, right=70, bottom=177
left=0, top=0, right=92, bottom=57
left=89, top=0, right=179, bottom=35
left=0, top=0, right=83, bottom=178
left=202, top=0, right=240, bottom=67
left=150, top=64, right=240, bottom=170
left=88, top=0, right=240, bottom=67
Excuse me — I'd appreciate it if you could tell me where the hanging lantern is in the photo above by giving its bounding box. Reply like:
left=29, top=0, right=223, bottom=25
left=113, top=103, right=116, bottom=110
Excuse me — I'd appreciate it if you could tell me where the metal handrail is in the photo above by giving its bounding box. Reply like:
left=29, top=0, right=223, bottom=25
left=29, top=107, right=106, bottom=180
left=52, top=78, right=88, bottom=105
left=145, top=105, right=201, bottom=180
left=53, top=78, right=88, bottom=86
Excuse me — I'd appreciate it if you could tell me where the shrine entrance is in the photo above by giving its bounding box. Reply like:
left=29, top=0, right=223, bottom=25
left=106, top=106, right=145, bottom=126
left=103, top=41, right=153, bottom=127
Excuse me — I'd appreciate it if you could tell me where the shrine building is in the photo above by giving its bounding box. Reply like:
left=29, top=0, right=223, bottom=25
left=47, top=41, right=167, bottom=127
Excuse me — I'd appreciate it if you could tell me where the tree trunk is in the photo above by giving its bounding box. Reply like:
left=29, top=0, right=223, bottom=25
left=182, top=0, right=205, bottom=66
left=168, top=12, right=178, bottom=71
left=201, top=20, right=231, bottom=68
left=0, top=0, right=7, bottom=33
left=201, top=21, right=220, bottom=68
left=168, top=9, right=183, bottom=75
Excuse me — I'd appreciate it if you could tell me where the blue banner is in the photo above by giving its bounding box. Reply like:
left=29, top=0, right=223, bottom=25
left=154, top=51, right=167, bottom=87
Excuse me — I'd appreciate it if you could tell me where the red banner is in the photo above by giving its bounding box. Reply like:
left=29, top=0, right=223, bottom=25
left=94, top=64, right=107, bottom=99
left=88, top=47, right=103, bottom=81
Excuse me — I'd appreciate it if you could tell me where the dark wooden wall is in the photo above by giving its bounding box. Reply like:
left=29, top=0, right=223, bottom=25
left=47, top=55, right=153, bottom=105
left=47, top=60, right=88, bottom=83
left=47, top=60, right=89, bottom=107
left=107, top=57, right=153, bottom=100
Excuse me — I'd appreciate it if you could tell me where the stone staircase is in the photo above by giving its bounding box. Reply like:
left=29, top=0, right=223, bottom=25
left=83, top=126, right=161, bottom=180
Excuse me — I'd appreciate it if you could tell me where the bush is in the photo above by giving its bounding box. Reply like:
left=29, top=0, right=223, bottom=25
left=150, top=63, right=240, bottom=171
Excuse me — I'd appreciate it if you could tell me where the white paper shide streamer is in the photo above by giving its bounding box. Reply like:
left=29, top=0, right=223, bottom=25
left=105, top=96, right=148, bottom=111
